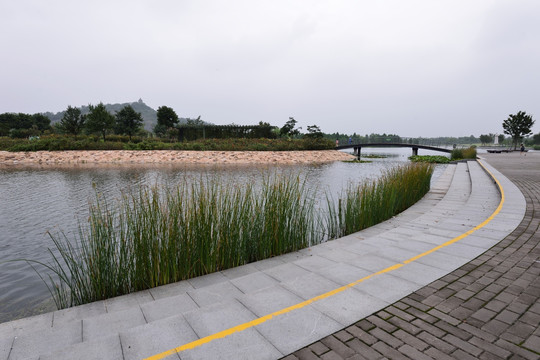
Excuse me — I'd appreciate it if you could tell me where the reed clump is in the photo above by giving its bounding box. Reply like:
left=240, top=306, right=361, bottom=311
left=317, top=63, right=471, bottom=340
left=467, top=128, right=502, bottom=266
left=451, top=146, right=477, bottom=160
left=44, top=163, right=433, bottom=309
left=326, top=163, right=433, bottom=239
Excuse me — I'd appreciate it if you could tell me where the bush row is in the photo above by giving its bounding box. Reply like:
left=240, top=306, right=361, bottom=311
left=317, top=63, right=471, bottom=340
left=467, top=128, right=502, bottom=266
left=1, top=135, right=334, bottom=152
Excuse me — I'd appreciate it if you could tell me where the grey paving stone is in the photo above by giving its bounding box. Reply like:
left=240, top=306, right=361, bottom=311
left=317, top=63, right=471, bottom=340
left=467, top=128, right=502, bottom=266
left=40, top=334, right=124, bottom=360
left=187, top=281, right=244, bottom=307
left=293, top=255, right=338, bottom=273
left=147, top=280, right=195, bottom=300
left=140, top=293, right=199, bottom=323
left=83, top=307, right=146, bottom=342
left=346, top=254, right=403, bottom=273
left=317, top=247, right=370, bottom=263
left=9, top=319, right=81, bottom=359
left=230, top=271, right=279, bottom=294
left=416, top=251, right=469, bottom=272
left=281, top=272, right=341, bottom=301
left=389, top=261, right=449, bottom=287
left=356, top=273, right=424, bottom=304
left=220, top=263, right=259, bottom=280
left=187, top=271, right=229, bottom=289
left=255, top=305, right=342, bottom=355
left=52, top=300, right=107, bottom=327
left=252, top=256, right=286, bottom=271
left=1, top=336, right=13, bottom=360
left=104, top=290, right=154, bottom=313
left=238, top=285, right=304, bottom=317
left=313, top=262, right=372, bottom=286
left=183, top=299, right=257, bottom=338
left=0, top=312, right=52, bottom=338
left=263, top=262, right=311, bottom=283
left=522, top=334, right=540, bottom=354
left=120, top=314, right=197, bottom=360
left=181, top=329, right=283, bottom=360
left=311, top=288, right=387, bottom=326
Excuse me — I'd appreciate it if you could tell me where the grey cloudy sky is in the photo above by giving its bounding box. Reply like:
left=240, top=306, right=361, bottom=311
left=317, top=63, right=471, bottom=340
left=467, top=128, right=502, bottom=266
left=1, top=0, right=539, bottom=137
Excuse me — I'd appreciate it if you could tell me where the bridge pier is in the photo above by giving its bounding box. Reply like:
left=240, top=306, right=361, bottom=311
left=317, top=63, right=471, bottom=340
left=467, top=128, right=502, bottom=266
left=412, top=147, right=418, bottom=156
left=354, top=146, right=361, bottom=160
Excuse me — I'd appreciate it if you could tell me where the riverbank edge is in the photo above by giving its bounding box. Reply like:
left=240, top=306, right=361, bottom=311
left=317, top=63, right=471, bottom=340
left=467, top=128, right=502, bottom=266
left=0, top=150, right=356, bottom=166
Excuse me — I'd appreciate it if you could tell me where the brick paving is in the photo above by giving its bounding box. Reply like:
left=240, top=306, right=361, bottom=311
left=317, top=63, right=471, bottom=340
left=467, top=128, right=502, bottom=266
left=285, top=153, right=540, bottom=360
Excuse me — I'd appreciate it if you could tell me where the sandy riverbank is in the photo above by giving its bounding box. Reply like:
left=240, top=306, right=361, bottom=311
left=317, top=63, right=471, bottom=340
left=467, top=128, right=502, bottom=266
left=0, top=150, right=355, bottom=166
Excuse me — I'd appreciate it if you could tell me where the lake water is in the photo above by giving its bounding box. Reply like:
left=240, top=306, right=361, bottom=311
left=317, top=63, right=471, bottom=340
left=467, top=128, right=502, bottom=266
left=0, top=148, right=448, bottom=323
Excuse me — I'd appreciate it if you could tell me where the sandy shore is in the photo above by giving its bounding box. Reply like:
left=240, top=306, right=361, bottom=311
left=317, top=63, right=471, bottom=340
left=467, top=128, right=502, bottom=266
left=0, top=150, right=355, bottom=166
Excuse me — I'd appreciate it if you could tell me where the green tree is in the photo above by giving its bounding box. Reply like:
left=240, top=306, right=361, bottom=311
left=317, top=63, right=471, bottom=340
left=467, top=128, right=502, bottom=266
left=154, top=106, right=179, bottom=136
left=497, top=134, right=505, bottom=144
left=304, top=125, right=323, bottom=139
left=280, top=117, right=301, bottom=138
left=32, top=114, right=51, bottom=133
left=532, top=132, right=540, bottom=145
left=16, top=113, right=34, bottom=129
left=479, top=134, right=492, bottom=145
left=502, top=111, right=535, bottom=149
left=85, top=103, right=115, bottom=141
left=59, top=106, right=86, bottom=135
left=0, top=113, right=18, bottom=136
left=115, top=105, right=143, bottom=140
left=186, top=115, right=204, bottom=126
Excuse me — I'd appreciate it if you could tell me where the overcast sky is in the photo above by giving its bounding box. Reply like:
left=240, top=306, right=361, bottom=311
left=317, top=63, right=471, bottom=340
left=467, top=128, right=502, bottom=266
left=1, top=1, right=538, bottom=137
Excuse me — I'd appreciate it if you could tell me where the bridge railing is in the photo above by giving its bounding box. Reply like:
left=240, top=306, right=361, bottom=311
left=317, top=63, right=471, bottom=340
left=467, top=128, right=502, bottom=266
left=339, top=137, right=453, bottom=148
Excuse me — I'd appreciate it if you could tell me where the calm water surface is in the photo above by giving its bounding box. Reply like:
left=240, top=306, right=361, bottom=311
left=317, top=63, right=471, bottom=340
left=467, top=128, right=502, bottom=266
left=0, top=148, right=447, bottom=323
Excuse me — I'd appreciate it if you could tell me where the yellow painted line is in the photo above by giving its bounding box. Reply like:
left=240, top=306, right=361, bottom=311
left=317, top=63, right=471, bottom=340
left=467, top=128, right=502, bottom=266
left=145, top=160, right=504, bottom=360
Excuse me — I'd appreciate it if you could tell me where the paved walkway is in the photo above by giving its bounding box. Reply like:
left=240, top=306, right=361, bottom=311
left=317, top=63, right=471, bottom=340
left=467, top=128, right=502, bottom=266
left=0, top=154, right=535, bottom=360
left=286, top=152, right=540, bottom=360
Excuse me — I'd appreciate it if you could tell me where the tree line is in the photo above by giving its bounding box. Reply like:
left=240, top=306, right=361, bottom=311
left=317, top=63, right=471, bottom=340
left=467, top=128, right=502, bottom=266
left=1, top=105, right=538, bottom=148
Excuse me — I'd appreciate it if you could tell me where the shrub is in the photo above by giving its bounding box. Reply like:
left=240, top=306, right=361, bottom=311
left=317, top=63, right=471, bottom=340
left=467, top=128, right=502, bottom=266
left=409, top=155, right=450, bottom=164
left=451, top=146, right=476, bottom=160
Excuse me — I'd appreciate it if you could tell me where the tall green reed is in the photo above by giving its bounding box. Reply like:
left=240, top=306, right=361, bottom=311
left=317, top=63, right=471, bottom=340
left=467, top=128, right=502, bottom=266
left=46, top=174, right=319, bottom=308
left=44, top=163, right=433, bottom=309
left=326, top=163, right=433, bottom=239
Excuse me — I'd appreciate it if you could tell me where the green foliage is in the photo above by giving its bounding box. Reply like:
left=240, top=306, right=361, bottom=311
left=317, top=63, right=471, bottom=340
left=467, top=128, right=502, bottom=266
left=280, top=117, right=301, bottom=138
left=0, top=112, right=51, bottom=137
left=44, top=175, right=318, bottom=307
left=155, top=106, right=179, bottom=135
left=32, top=114, right=51, bottom=132
left=304, top=125, right=324, bottom=139
left=45, top=99, right=158, bottom=132
left=59, top=106, right=86, bottom=135
left=326, top=163, right=433, bottom=239
left=0, top=136, right=334, bottom=151
left=175, top=123, right=277, bottom=141
left=451, top=146, right=477, bottom=160
left=409, top=155, right=450, bottom=163
left=532, top=132, right=540, bottom=145
left=114, top=105, right=143, bottom=140
left=85, top=103, right=115, bottom=141
left=502, top=111, right=535, bottom=149
left=479, top=134, right=493, bottom=145
left=40, top=163, right=433, bottom=308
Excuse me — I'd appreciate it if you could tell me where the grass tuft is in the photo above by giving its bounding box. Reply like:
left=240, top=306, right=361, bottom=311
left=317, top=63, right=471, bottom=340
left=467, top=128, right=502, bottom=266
left=42, top=163, right=433, bottom=308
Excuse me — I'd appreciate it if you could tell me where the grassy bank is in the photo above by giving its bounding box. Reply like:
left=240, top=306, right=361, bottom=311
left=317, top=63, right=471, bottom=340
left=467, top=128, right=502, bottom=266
left=42, top=163, right=433, bottom=309
left=409, top=146, right=477, bottom=164
left=0, top=135, right=334, bottom=152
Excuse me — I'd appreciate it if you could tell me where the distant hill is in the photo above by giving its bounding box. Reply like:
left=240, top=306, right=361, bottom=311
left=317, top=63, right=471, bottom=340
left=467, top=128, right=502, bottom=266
left=43, top=99, right=199, bottom=132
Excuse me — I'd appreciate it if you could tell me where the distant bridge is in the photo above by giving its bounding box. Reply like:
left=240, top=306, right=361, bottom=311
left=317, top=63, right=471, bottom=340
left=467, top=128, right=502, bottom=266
left=336, top=142, right=452, bottom=159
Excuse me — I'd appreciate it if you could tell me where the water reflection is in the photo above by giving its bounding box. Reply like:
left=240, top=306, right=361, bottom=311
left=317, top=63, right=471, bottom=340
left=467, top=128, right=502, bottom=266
left=0, top=148, right=447, bottom=323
